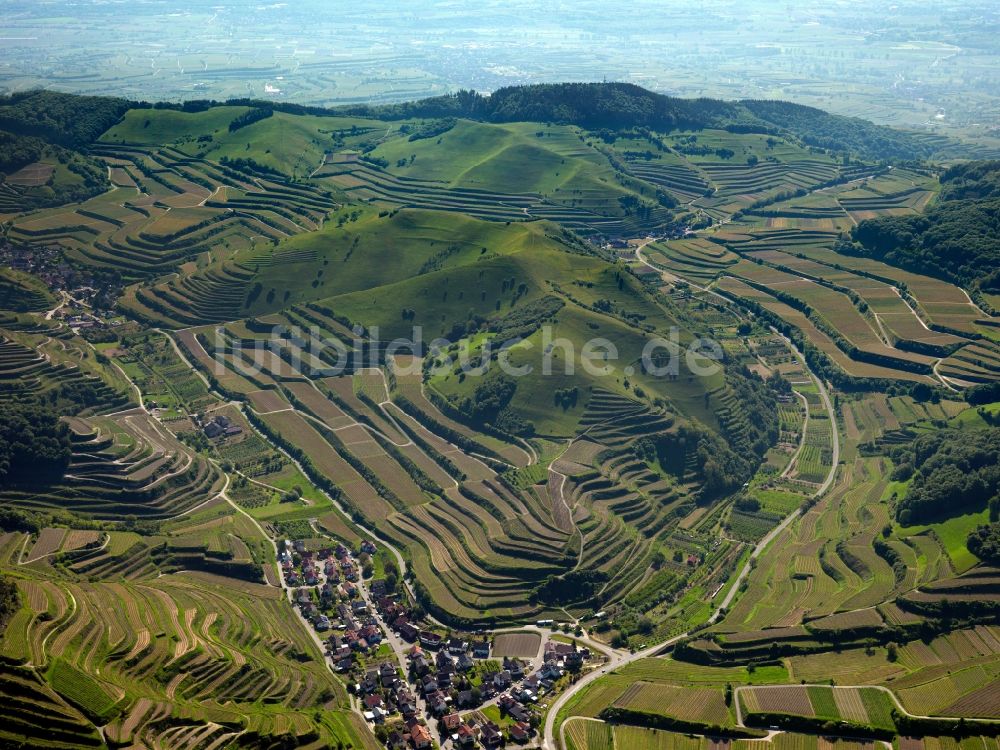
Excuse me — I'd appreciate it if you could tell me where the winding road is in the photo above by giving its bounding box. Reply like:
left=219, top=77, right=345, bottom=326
left=542, top=318, right=842, bottom=750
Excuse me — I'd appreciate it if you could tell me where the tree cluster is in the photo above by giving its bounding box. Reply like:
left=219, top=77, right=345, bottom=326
left=847, top=162, right=1000, bottom=292
left=228, top=107, right=273, bottom=133
left=967, top=522, right=1000, bottom=564
left=0, top=90, right=130, bottom=147
left=0, top=400, right=72, bottom=489
left=0, top=574, right=18, bottom=633
left=0, top=130, right=44, bottom=173
left=891, top=428, right=1000, bottom=524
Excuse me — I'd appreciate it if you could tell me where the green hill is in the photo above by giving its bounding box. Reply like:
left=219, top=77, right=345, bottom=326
left=125, top=208, right=574, bottom=324
left=102, top=107, right=389, bottom=179
left=343, top=82, right=936, bottom=162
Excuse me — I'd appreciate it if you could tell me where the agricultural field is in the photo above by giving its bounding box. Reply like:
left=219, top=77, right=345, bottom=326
left=614, top=682, right=734, bottom=727
left=141, top=157, right=780, bottom=630
left=738, top=686, right=897, bottom=731
left=626, top=165, right=1000, bottom=391
left=109, top=329, right=216, bottom=417
left=0, top=558, right=373, bottom=749
left=565, top=723, right=914, bottom=750
left=493, top=632, right=542, bottom=659
left=3, top=410, right=225, bottom=519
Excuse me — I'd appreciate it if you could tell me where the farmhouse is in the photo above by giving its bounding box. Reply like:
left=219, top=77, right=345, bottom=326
left=540, top=661, right=563, bottom=680
left=508, top=701, right=531, bottom=723
left=427, top=690, right=449, bottom=715
left=411, top=653, right=430, bottom=676
left=435, top=650, right=454, bottom=670
left=545, top=641, right=588, bottom=659
left=503, top=656, right=524, bottom=678
left=379, top=662, right=399, bottom=688
left=409, top=723, right=432, bottom=749
left=360, top=670, right=379, bottom=694
left=313, top=614, right=331, bottom=631
left=397, top=694, right=417, bottom=719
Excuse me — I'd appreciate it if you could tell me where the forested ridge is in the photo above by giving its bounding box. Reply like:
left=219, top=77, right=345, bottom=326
left=890, top=428, right=1000, bottom=524
left=39, top=80, right=935, bottom=163
left=846, top=161, right=1000, bottom=293
left=0, top=130, right=47, bottom=173
left=0, top=91, right=116, bottom=208
left=341, top=83, right=933, bottom=162
left=0, top=90, right=131, bottom=148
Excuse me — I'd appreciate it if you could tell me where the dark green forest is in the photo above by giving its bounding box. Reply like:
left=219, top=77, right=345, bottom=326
left=967, top=523, right=1000, bottom=564
left=0, top=401, right=73, bottom=488
left=0, top=90, right=130, bottom=148
left=890, top=428, right=1000, bottom=524
left=0, top=130, right=47, bottom=173
left=0, top=574, right=18, bottom=632
left=847, top=161, right=1000, bottom=293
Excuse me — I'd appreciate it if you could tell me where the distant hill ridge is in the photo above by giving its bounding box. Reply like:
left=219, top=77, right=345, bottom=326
left=342, top=82, right=931, bottom=161
left=1, top=82, right=933, bottom=163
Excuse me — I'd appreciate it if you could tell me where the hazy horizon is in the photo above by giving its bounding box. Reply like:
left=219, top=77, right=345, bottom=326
left=2, top=0, right=999, bottom=142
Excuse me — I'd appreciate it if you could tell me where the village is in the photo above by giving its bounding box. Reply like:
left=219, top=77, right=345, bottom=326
left=277, top=536, right=602, bottom=750
left=1, top=242, right=121, bottom=313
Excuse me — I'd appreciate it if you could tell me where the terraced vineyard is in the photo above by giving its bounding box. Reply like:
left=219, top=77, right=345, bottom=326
left=4, top=83, right=1000, bottom=750
left=182, top=322, right=579, bottom=622
left=10, top=145, right=337, bottom=285
left=634, top=171, right=1000, bottom=391
left=0, top=551, right=370, bottom=749
left=4, top=412, right=224, bottom=519
left=0, top=332, right=132, bottom=415
left=738, top=686, right=897, bottom=731
left=164, top=237, right=782, bottom=628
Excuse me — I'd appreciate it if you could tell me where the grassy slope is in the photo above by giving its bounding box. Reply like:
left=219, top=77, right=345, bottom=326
left=898, top=509, right=987, bottom=573
left=432, top=304, right=723, bottom=437
left=193, top=112, right=390, bottom=178
left=238, top=208, right=568, bottom=317
left=102, top=107, right=390, bottom=177
left=370, top=120, right=643, bottom=211
left=100, top=106, right=251, bottom=145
